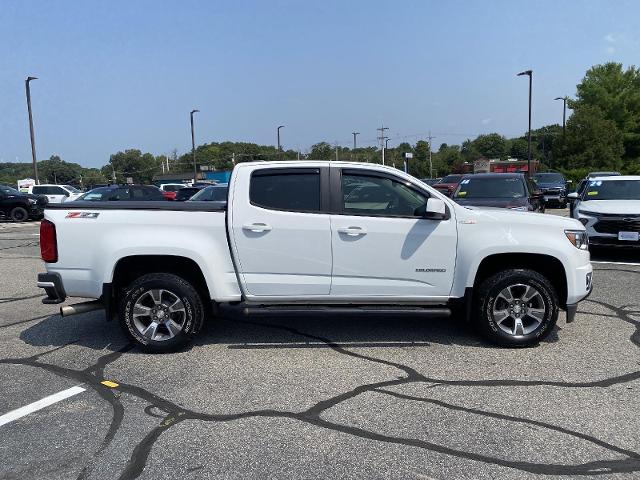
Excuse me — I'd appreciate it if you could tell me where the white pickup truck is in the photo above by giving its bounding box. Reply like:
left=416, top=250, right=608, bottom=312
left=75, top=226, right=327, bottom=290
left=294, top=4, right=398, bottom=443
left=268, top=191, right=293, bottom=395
left=38, top=161, right=593, bottom=352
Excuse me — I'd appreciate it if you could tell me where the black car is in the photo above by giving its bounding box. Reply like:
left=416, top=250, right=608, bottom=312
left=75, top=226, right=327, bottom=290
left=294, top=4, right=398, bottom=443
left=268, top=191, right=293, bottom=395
left=76, top=185, right=166, bottom=201
left=0, top=184, right=48, bottom=222
left=533, top=172, right=568, bottom=208
left=452, top=173, right=545, bottom=212
left=175, top=185, right=209, bottom=201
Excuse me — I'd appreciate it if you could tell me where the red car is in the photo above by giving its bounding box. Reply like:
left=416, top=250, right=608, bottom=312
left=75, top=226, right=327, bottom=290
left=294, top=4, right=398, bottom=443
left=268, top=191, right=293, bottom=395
left=161, top=190, right=177, bottom=201
left=432, top=174, right=464, bottom=197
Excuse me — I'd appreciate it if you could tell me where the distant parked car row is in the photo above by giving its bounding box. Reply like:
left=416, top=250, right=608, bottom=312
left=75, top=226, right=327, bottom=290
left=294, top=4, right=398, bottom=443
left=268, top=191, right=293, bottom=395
left=0, top=184, right=48, bottom=221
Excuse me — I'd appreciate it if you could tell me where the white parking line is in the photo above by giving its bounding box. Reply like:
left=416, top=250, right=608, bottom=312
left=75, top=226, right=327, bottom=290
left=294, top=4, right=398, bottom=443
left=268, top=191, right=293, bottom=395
left=592, top=261, right=640, bottom=267
left=0, top=385, right=85, bottom=427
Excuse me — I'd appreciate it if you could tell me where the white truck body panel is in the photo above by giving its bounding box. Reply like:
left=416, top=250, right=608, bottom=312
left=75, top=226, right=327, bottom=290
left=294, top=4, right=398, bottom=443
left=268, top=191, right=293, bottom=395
left=41, top=161, right=592, bottom=311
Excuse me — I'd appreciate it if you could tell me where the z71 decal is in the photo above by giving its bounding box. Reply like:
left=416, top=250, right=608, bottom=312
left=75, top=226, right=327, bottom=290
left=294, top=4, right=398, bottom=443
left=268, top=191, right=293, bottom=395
left=65, top=212, right=100, bottom=219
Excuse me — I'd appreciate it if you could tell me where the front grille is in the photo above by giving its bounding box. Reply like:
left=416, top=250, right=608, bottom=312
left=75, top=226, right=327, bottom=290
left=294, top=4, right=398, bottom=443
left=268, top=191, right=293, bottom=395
left=594, top=218, right=640, bottom=234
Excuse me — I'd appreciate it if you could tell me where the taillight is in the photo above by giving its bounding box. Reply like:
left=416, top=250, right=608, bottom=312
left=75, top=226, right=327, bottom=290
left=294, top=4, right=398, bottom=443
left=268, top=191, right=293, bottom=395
left=40, top=220, right=58, bottom=263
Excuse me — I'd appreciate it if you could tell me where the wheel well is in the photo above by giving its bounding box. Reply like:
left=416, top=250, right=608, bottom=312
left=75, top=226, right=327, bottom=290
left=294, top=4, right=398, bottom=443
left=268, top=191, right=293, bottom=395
left=473, top=253, right=568, bottom=307
left=112, top=255, right=210, bottom=304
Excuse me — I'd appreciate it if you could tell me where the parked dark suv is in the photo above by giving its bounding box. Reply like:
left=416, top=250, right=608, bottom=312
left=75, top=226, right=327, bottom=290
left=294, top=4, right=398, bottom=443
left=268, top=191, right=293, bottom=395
left=533, top=172, right=568, bottom=208
left=452, top=173, right=545, bottom=212
left=0, top=184, right=48, bottom=222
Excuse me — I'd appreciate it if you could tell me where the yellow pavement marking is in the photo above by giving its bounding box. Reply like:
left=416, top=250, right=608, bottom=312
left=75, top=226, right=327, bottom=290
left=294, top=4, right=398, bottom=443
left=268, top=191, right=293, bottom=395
left=101, top=380, right=119, bottom=388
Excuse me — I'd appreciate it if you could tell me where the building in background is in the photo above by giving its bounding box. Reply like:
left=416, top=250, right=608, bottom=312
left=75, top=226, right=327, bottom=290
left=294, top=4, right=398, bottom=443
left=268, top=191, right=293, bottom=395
left=474, top=158, right=539, bottom=174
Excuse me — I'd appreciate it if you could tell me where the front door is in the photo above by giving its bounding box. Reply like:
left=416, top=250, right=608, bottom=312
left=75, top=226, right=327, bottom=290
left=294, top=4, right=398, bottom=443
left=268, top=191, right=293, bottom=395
left=229, top=166, right=332, bottom=298
left=329, top=168, right=457, bottom=300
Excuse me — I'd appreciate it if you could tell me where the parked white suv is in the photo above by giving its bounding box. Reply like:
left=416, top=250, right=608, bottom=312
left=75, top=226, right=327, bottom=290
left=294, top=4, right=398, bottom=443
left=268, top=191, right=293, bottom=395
left=38, top=161, right=593, bottom=352
left=569, top=175, right=640, bottom=247
left=29, top=184, right=83, bottom=203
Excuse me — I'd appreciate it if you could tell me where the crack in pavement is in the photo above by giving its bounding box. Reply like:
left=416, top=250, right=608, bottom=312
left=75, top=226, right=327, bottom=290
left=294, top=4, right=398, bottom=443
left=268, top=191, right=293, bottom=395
left=1, top=271, right=639, bottom=478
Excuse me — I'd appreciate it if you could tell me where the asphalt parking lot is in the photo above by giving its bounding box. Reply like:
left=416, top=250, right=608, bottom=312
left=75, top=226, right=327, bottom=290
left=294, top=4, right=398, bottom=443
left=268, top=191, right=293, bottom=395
left=1, top=213, right=639, bottom=480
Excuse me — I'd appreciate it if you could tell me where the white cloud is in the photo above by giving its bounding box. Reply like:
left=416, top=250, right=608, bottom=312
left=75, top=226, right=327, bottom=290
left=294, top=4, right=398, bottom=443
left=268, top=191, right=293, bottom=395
left=606, top=46, right=616, bottom=55
left=604, top=33, right=617, bottom=43
left=481, top=118, right=492, bottom=125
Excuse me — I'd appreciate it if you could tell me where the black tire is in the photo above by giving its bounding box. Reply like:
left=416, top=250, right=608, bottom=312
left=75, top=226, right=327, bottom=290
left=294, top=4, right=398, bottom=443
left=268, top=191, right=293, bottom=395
left=10, top=207, right=29, bottom=222
left=474, top=269, right=558, bottom=347
left=119, top=273, right=205, bottom=353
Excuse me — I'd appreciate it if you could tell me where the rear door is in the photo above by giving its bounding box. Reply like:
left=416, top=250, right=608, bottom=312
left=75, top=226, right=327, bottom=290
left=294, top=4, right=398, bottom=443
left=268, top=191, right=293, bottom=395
left=329, top=166, right=457, bottom=299
left=229, top=165, right=332, bottom=297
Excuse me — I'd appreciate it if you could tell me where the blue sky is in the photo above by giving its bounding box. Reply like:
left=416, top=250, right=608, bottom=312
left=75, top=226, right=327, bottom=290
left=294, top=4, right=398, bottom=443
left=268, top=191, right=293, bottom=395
left=1, top=0, right=638, bottom=168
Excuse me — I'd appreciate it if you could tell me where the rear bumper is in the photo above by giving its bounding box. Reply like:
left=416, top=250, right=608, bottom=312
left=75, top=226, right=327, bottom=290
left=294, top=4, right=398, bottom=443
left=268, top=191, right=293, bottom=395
left=37, top=272, right=67, bottom=304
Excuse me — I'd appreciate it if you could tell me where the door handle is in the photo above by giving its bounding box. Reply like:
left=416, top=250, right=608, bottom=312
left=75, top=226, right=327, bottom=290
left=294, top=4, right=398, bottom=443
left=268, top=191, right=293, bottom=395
left=242, top=222, right=272, bottom=233
left=337, top=226, right=367, bottom=236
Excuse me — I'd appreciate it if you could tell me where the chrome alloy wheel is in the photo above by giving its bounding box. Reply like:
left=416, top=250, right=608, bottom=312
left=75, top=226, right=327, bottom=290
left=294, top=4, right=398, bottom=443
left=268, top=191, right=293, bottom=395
left=492, top=283, right=547, bottom=336
left=132, top=289, right=186, bottom=341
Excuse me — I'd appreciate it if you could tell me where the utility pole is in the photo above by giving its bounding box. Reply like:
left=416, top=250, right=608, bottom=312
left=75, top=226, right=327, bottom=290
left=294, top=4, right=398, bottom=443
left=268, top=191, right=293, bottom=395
left=427, top=131, right=436, bottom=178
left=190, top=109, right=199, bottom=183
left=334, top=143, right=339, bottom=161
left=25, top=76, right=39, bottom=184
left=555, top=96, right=568, bottom=138
left=377, top=124, right=389, bottom=165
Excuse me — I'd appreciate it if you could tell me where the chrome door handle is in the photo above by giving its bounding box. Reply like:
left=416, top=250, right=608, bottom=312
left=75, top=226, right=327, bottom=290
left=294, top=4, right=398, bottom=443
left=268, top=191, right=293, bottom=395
left=242, top=222, right=272, bottom=233
left=337, top=226, right=367, bottom=236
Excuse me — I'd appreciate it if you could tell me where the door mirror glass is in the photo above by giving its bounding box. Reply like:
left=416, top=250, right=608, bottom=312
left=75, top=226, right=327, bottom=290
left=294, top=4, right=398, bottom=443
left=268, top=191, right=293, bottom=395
left=424, top=198, right=446, bottom=220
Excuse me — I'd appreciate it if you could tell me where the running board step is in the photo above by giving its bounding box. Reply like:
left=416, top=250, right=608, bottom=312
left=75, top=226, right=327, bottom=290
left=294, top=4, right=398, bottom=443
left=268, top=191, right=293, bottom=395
left=242, top=305, right=451, bottom=317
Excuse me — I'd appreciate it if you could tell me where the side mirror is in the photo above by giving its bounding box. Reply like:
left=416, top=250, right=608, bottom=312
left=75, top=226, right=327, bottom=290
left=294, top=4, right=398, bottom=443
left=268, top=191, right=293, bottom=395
left=566, top=180, right=573, bottom=184
left=567, top=192, right=578, bottom=201
left=423, top=197, right=447, bottom=220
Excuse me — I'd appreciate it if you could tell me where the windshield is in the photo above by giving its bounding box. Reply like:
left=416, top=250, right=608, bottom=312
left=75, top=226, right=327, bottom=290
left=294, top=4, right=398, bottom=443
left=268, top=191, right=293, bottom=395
left=584, top=179, right=640, bottom=200
left=440, top=175, right=462, bottom=183
left=534, top=173, right=564, bottom=183
left=190, top=185, right=228, bottom=201
left=454, top=177, right=526, bottom=199
left=64, top=185, right=81, bottom=193
left=0, top=185, right=21, bottom=195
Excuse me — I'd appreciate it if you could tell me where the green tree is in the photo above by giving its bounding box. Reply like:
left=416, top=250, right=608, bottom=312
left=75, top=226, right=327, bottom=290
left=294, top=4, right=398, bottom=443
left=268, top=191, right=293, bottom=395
left=572, top=62, right=640, bottom=163
left=104, top=149, right=159, bottom=184
left=473, top=133, right=507, bottom=159
left=38, top=155, right=83, bottom=185
left=559, top=105, right=624, bottom=171
left=309, top=142, right=334, bottom=160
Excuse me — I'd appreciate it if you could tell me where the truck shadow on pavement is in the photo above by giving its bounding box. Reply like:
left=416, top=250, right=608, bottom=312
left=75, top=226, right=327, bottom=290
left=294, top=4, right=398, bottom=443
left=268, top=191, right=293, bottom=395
left=16, top=307, right=561, bottom=354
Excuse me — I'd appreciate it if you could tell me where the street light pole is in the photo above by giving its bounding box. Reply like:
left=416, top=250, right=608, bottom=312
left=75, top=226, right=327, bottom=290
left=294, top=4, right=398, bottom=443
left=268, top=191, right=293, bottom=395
left=352, top=132, right=360, bottom=150
left=517, top=70, right=533, bottom=177
left=190, top=109, right=199, bottom=183
left=277, top=125, right=285, bottom=158
left=555, top=96, right=568, bottom=138
left=25, top=76, right=39, bottom=184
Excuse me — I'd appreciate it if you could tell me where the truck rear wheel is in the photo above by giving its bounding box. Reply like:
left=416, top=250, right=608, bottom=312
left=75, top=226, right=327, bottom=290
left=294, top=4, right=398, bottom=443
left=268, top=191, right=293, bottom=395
left=119, top=273, right=205, bottom=353
left=474, top=269, right=558, bottom=347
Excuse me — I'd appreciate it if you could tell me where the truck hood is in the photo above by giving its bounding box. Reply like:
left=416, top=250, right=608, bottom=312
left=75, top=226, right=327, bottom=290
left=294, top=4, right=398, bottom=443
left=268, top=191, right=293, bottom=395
left=577, top=200, right=640, bottom=215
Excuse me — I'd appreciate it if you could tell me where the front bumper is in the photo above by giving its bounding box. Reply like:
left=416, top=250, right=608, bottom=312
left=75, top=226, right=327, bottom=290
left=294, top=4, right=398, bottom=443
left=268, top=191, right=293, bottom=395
left=37, top=272, right=67, bottom=304
left=566, top=271, right=593, bottom=323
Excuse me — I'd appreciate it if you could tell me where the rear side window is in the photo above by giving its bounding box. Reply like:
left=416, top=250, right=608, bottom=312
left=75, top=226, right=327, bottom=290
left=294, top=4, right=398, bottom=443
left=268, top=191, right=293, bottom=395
left=32, top=186, right=48, bottom=194
left=250, top=169, right=320, bottom=212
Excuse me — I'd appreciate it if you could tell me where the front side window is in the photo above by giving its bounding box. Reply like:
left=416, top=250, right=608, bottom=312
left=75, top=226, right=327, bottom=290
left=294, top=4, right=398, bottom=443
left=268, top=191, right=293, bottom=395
left=342, top=173, right=427, bottom=217
left=250, top=169, right=320, bottom=212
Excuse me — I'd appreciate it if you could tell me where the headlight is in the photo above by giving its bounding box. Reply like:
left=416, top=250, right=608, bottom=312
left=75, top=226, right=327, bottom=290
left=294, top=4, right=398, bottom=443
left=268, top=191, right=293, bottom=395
left=28, top=198, right=37, bottom=204
left=565, top=230, right=589, bottom=250
left=577, top=210, right=599, bottom=216
left=509, top=206, right=528, bottom=211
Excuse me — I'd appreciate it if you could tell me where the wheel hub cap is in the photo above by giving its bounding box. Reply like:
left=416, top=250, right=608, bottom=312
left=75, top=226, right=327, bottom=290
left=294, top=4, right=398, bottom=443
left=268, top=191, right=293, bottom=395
left=493, top=284, right=547, bottom=336
left=132, top=289, right=186, bottom=342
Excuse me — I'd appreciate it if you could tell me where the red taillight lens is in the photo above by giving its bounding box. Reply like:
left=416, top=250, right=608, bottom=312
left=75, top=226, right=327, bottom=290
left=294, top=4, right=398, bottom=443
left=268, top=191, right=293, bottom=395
left=40, top=220, right=58, bottom=263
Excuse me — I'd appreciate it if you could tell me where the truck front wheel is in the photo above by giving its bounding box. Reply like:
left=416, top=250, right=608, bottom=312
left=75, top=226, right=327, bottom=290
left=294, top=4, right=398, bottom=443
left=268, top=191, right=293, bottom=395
left=474, top=269, right=558, bottom=347
left=119, top=273, right=205, bottom=353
